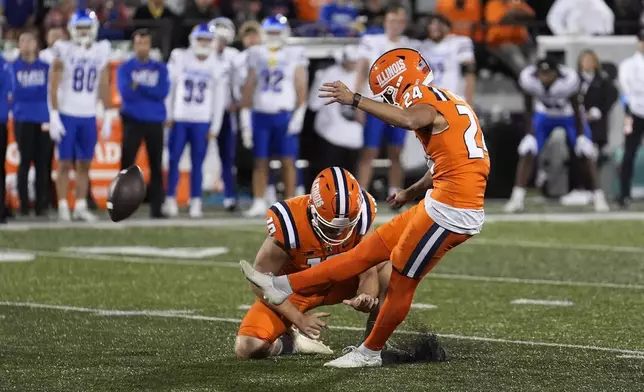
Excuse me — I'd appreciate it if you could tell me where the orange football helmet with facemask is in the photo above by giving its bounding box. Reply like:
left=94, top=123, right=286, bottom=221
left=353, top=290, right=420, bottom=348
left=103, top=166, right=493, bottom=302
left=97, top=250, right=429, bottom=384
left=368, top=48, right=433, bottom=106
left=309, top=167, right=363, bottom=246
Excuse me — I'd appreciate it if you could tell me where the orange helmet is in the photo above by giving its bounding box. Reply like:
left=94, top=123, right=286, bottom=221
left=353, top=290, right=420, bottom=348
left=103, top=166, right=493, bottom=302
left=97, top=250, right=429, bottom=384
left=368, top=48, right=433, bottom=106
left=309, top=167, right=363, bottom=246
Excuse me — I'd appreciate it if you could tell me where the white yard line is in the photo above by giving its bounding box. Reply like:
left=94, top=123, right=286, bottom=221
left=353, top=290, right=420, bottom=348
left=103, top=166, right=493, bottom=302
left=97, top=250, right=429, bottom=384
left=5, top=248, right=643, bottom=291
left=1, top=248, right=240, bottom=268
left=428, top=273, right=644, bottom=291
left=1, top=301, right=643, bottom=356
left=410, top=303, right=437, bottom=310
left=2, top=211, right=644, bottom=231
left=616, top=355, right=644, bottom=359
left=510, top=299, right=574, bottom=307
left=471, top=238, right=644, bottom=254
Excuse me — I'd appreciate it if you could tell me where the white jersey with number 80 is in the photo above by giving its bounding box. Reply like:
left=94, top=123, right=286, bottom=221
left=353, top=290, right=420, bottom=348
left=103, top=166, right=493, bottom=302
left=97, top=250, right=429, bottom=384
left=53, top=40, right=110, bottom=117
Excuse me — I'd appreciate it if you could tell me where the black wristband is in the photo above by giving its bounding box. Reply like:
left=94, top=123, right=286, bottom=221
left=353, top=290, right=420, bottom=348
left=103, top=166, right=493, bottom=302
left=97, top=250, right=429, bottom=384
left=352, top=93, right=362, bottom=108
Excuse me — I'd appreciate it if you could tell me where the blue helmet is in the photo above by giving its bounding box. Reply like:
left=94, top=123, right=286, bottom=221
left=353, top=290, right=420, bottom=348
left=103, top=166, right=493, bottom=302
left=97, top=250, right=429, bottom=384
left=261, top=14, right=290, bottom=49
left=190, top=23, right=215, bottom=56
left=209, top=17, right=236, bottom=45
left=68, top=9, right=99, bottom=45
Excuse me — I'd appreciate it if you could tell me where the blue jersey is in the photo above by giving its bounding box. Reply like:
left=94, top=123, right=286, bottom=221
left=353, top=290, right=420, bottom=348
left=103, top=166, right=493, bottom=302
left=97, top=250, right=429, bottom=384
left=11, top=57, right=50, bottom=123
left=0, top=57, right=11, bottom=123
left=117, top=57, right=170, bottom=123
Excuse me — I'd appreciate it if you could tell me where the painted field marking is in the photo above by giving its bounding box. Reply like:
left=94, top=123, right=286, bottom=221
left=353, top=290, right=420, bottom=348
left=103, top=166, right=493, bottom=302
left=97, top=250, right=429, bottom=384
left=428, top=273, right=644, bottom=291
left=59, top=246, right=230, bottom=259
left=471, top=238, right=644, bottom=254
left=411, top=303, right=437, bottom=310
left=510, top=299, right=574, bottom=307
left=4, top=248, right=643, bottom=291
left=237, top=305, right=252, bottom=310
left=1, top=248, right=239, bottom=268
left=616, top=355, right=644, bottom=359
left=1, top=301, right=643, bottom=357
left=0, top=252, right=35, bottom=263
left=2, top=211, right=644, bottom=231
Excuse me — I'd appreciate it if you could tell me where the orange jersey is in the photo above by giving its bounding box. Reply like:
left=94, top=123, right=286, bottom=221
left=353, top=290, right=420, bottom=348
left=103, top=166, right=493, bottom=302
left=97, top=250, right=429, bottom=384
left=266, top=191, right=377, bottom=276
left=398, top=84, right=490, bottom=210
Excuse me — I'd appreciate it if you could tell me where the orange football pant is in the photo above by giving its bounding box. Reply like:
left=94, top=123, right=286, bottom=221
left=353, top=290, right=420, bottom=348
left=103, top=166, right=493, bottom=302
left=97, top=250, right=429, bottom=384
left=288, top=201, right=471, bottom=350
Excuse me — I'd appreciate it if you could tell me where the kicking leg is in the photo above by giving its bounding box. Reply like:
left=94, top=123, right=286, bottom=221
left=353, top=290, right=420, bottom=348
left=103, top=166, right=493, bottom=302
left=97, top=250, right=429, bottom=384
left=242, top=203, right=418, bottom=304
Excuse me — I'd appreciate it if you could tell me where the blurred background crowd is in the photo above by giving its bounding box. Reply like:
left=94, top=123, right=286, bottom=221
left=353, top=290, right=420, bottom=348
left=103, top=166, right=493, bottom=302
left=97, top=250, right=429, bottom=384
left=1, top=0, right=644, bottom=222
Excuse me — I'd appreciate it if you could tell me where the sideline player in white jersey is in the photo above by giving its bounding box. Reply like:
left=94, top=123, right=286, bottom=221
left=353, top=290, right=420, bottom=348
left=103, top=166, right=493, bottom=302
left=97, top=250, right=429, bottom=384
left=48, top=9, right=116, bottom=222
left=354, top=5, right=418, bottom=199
left=210, top=17, right=241, bottom=212
left=505, top=58, right=609, bottom=213
left=419, top=14, right=475, bottom=103
left=240, top=15, right=309, bottom=218
left=163, top=23, right=227, bottom=218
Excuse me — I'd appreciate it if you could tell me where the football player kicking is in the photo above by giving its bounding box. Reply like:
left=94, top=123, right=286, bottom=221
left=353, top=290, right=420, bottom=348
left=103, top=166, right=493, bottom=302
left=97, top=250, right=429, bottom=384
left=241, top=48, right=490, bottom=368
left=235, top=167, right=389, bottom=359
left=49, top=9, right=116, bottom=222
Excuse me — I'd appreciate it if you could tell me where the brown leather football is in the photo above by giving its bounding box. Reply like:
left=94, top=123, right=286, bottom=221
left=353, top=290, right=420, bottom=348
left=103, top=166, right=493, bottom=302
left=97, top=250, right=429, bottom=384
left=107, top=165, right=146, bottom=222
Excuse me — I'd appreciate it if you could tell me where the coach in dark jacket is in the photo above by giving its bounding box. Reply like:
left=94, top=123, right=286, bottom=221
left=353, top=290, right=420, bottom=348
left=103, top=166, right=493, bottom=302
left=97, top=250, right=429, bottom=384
left=117, top=29, right=170, bottom=218
left=568, top=50, right=619, bottom=193
left=578, top=50, right=618, bottom=151
left=11, top=31, right=51, bottom=216
left=0, top=51, right=11, bottom=223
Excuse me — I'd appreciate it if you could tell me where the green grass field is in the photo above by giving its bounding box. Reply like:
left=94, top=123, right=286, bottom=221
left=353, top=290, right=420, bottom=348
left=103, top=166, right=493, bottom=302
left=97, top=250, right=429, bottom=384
left=1, top=215, right=644, bottom=391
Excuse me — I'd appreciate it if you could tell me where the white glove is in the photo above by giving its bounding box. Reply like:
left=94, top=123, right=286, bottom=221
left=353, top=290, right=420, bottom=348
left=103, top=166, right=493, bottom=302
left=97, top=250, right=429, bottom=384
left=574, top=134, right=597, bottom=158
left=48, top=110, right=65, bottom=143
left=209, top=122, right=220, bottom=138
left=586, top=107, right=602, bottom=121
left=102, top=109, right=118, bottom=141
left=287, top=105, right=306, bottom=135
left=240, top=108, right=253, bottom=149
left=517, top=134, right=538, bottom=156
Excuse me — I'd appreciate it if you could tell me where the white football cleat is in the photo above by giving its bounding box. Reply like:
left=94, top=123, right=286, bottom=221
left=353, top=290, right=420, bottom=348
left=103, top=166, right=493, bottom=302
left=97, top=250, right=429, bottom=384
left=323, top=345, right=382, bottom=368
left=72, top=208, right=98, bottom=223
left=58, top=205, right=71, bottom=222
left=560, top=190, right=592, bottom=206
left=163, top=198, right=179, bottom=217
left=189, top=198, right=203, bottom=218
left=594, top=191, right=610, bottom=212
left=243, top=199, right=267, bottom=218
left=239, top=260, right=289, bottom=305
left=290, top=327, right=334, bottom=355
left=503, top=198, right=524, bottom=213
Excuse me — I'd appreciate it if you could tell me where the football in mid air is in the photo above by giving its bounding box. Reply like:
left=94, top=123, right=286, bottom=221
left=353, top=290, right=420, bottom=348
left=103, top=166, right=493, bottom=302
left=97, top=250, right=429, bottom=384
left=107, top=165, right=146, bottom=222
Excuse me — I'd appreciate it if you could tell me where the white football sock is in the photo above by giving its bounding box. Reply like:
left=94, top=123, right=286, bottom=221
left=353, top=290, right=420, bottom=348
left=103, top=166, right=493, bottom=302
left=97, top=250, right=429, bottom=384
left=274, top=275, right=294, bottom=295
left=358, top=343, right=381, bottom=356
left=74, top=199, right=87, bottom=211
left=510, top=186, right=526, bottom=201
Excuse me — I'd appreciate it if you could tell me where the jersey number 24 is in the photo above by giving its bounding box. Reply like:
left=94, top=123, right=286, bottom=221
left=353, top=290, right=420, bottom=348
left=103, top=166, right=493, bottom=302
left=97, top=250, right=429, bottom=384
left=402, top=86, right=488, bottom=159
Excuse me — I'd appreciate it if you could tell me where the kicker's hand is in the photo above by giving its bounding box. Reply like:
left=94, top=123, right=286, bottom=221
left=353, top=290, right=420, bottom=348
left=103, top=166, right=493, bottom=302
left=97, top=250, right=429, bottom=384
left=294, top=312, right=330, bottom=339
left=387, top=189, right=411, bottom=210
left=318, top=81, right=355, bottom=106
left=343, top=293, right=379, bottom=313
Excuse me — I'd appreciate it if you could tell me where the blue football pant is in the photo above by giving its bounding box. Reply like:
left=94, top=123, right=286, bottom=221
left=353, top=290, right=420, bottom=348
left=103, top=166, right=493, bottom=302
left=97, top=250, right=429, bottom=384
left=167, top=121, right=209, bottom=198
